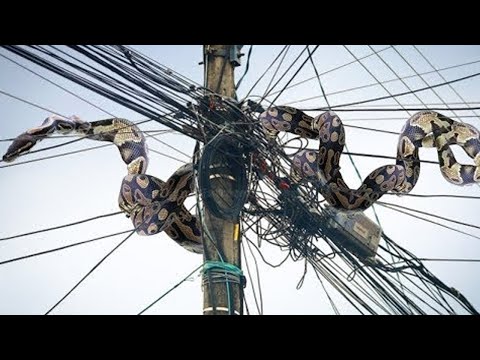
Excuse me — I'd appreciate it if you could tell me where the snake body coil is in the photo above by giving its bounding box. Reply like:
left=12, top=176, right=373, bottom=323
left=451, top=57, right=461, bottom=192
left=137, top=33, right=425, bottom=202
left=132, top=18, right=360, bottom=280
left=4, top=106, right=480, bottom=250
left=260, top=106, right=480, bottom=211
left=3, top=115, right=202, bottom=253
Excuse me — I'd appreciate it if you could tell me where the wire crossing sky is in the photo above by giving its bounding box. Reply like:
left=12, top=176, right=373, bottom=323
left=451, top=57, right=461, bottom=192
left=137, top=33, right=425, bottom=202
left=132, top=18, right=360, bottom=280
left=0, top=45, right=479, bottom=314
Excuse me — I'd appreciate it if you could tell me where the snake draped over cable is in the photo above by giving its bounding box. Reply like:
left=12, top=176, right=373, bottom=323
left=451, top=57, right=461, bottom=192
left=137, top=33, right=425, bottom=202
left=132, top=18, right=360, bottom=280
left=260, top=106, right=480, bottom=211
left=2, top=115, right=202, bottom=254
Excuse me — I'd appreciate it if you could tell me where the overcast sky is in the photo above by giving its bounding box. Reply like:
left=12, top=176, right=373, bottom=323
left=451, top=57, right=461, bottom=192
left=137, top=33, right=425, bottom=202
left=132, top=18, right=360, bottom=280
left=0, top=45, right=479, bottom=314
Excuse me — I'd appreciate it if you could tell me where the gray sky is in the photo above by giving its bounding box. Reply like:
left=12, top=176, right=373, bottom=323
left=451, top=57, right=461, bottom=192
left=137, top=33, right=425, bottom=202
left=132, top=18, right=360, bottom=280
left=0, top=45, right=479, bottom=314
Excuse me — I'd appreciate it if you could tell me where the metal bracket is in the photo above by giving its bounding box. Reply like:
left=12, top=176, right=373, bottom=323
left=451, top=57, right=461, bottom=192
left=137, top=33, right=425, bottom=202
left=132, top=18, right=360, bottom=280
left=230, top=45, right=244, bottom=67
left=205, top=45, right=244, bottom=67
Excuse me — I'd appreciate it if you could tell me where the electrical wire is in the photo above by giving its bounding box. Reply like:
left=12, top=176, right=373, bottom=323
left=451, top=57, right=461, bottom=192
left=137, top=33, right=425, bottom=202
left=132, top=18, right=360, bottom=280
left=0, top=211, right=123, bottom=242
left=138, top=264, right=203, bottom=315
left=0, top=51, right=117, bottom=117
left=45, top=228, right=136, bottom=315
left=265, top=45, right=393, bottom=98
left=300, top=71, right=480, bottom=111
left=377, top=202, right=480, bottom=241
left=282, top=58, right=480, bottom=106
left=2, top=44, right=478, bottom=315
left=269, top=45, right=320, bottom=106
left=0, top=88, right=70, bottom=118
left=242, top=45, right=289, bottom=100
left=0, top=229, right=133, bottom=266
left=235, top=45, right=253, bottom=91
left=377, top=201, right=480, bottom=231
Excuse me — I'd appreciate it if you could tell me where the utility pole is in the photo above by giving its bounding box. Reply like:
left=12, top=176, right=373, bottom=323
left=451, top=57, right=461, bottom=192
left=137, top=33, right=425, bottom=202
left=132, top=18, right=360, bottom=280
left=201, top=45, right=243, bottom=315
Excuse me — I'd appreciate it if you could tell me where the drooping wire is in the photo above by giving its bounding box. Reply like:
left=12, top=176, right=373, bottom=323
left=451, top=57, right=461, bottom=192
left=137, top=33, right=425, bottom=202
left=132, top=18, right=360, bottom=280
left=242, top=45, right=289, bottom=101
left=0, top=88, right=70, bottom=118
left=235, top=45, right=253, bottom=91
left=0, top=229, right=133, bottom=266
left=0, top=51, right=117, bottom=117
left=0, top=211, right=123, bottom=242
left=299, top=69, right=480, bottom=111
left=45, top=228, right=137, bottom=315
left=138, top=264, right=203, bottom=315
left=413, top=45, right=480, bottom=122
left=241, top=231, right=264, bottom=314
left=259, top=45, right=293, bottom=102
left=283, top=57, right=480, bottom=106
left=377, top=202, right=480, bottom=241
left=265, top=45, right=393, bottom=98
left=377, top=201, right=480, bottom=231
left=307, top=45, right=331, bottom=109
left=269, top=45, right=320, bottom=107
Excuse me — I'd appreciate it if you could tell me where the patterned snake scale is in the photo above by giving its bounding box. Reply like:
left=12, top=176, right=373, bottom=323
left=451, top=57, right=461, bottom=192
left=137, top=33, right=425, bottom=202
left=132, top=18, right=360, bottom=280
left=260, top=106, right=480, bottom=211
left=2, top=115, right=202, bottom=253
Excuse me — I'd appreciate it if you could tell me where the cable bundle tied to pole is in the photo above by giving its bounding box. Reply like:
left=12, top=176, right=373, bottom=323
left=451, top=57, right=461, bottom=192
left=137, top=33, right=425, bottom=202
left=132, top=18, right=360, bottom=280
left=202, top=260, right=246, bottom=288
left=198, top=134, right=249, bottom=221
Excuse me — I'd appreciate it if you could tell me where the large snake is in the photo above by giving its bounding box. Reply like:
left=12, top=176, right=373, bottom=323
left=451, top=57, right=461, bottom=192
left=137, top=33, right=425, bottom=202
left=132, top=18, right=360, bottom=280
left=260, top=106, right=480, bottom=211
left=4, top=107, right=480, bottom=247
left=2, top=115, right=203, bottom=253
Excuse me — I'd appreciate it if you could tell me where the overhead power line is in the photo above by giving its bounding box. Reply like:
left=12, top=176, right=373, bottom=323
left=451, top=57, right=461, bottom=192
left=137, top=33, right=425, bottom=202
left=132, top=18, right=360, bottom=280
left=0, top=229, right=133, bottom=266
left=0, top=211, right=123, bottom=242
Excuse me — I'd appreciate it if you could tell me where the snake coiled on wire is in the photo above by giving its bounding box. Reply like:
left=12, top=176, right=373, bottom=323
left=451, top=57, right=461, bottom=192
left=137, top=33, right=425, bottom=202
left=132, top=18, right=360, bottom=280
left=260, top=106, right=480, bottom=211
left=2, top=115, right=202, bottom=253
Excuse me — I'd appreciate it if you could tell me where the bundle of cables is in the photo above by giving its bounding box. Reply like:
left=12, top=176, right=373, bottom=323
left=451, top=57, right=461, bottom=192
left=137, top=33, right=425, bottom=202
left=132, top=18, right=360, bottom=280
left=198, top=134, right=249, bottom=220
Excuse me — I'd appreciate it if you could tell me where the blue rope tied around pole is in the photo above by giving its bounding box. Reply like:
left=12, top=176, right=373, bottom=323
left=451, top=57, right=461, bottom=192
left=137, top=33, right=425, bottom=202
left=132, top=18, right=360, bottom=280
left=203, top=260, right=243, bottom=276
left=203, top=260, right=244, bottom=315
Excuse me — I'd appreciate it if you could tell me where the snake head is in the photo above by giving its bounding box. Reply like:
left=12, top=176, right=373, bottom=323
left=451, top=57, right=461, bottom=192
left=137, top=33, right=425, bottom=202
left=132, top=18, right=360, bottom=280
left=2, top=134, right=37, bottom=162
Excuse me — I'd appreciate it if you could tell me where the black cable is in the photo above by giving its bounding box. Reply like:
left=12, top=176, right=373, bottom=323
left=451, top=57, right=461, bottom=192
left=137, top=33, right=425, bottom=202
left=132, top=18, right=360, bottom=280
left=241, top=236, right=263, bottom=314
left=307, top=45, right=331, bottom=109
left=384, top=193, right=480, bottom=200
left=0, top=211, right=123, bottom=242
left=0, top=51, right=117, bottom=117
left=300, top=71, right=480, bottom=111
left=265, top=45, right=393, bottom=98
left=340, top=115, right=479, bottom=121
left=147, top=134, right=191, bottom=159
left=45, top=229, right=136, bottom=315
left=1, top=46, right=195, bottom=139
left=235, top=45, right=253, bottom=91
left=418, top=258, right=480, bottom=263
left=377, top=202, right=480, bottom=241
left=335, top=45, right=409, bottom=304
left=388, top=45, right=457, bottom=117
left=198, top=134, right=248, bottom=220
left=244, top=166, right=478, bottom=314
left=283, top=57, right=480, bottom=106
left=0, top=229, right=133, bottom=266
left=361, top=45, right=421, bottom=117
left=269, top=45, right=320, bottom=106
left=412, top=45, right=480, bottom=121
left=260, top=45, right=293, bottom=101
left=148, top=148, right=188, bottom=164
left=0, top=88, right=70, bottom=118
left=343, top=124, right=399, bottom=135
left=0, top=129, right=175, bottom=143
left=1, top=129, right=182, bottom=167
left=243, top=45, right=288, bottom=100
left=308, top=106, right=480, bottom=112
left=281, top=146, right=440, bottom=165
left=0, top=143, right=112, bottom=168
left=377, top=201, right=480, bottom=231
left=138, top=264, right=203, bottom=315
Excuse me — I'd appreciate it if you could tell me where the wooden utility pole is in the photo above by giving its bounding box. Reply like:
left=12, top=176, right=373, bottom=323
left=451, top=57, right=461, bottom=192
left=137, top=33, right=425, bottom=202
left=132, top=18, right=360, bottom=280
left=202, top=45, right=243, bottom=315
